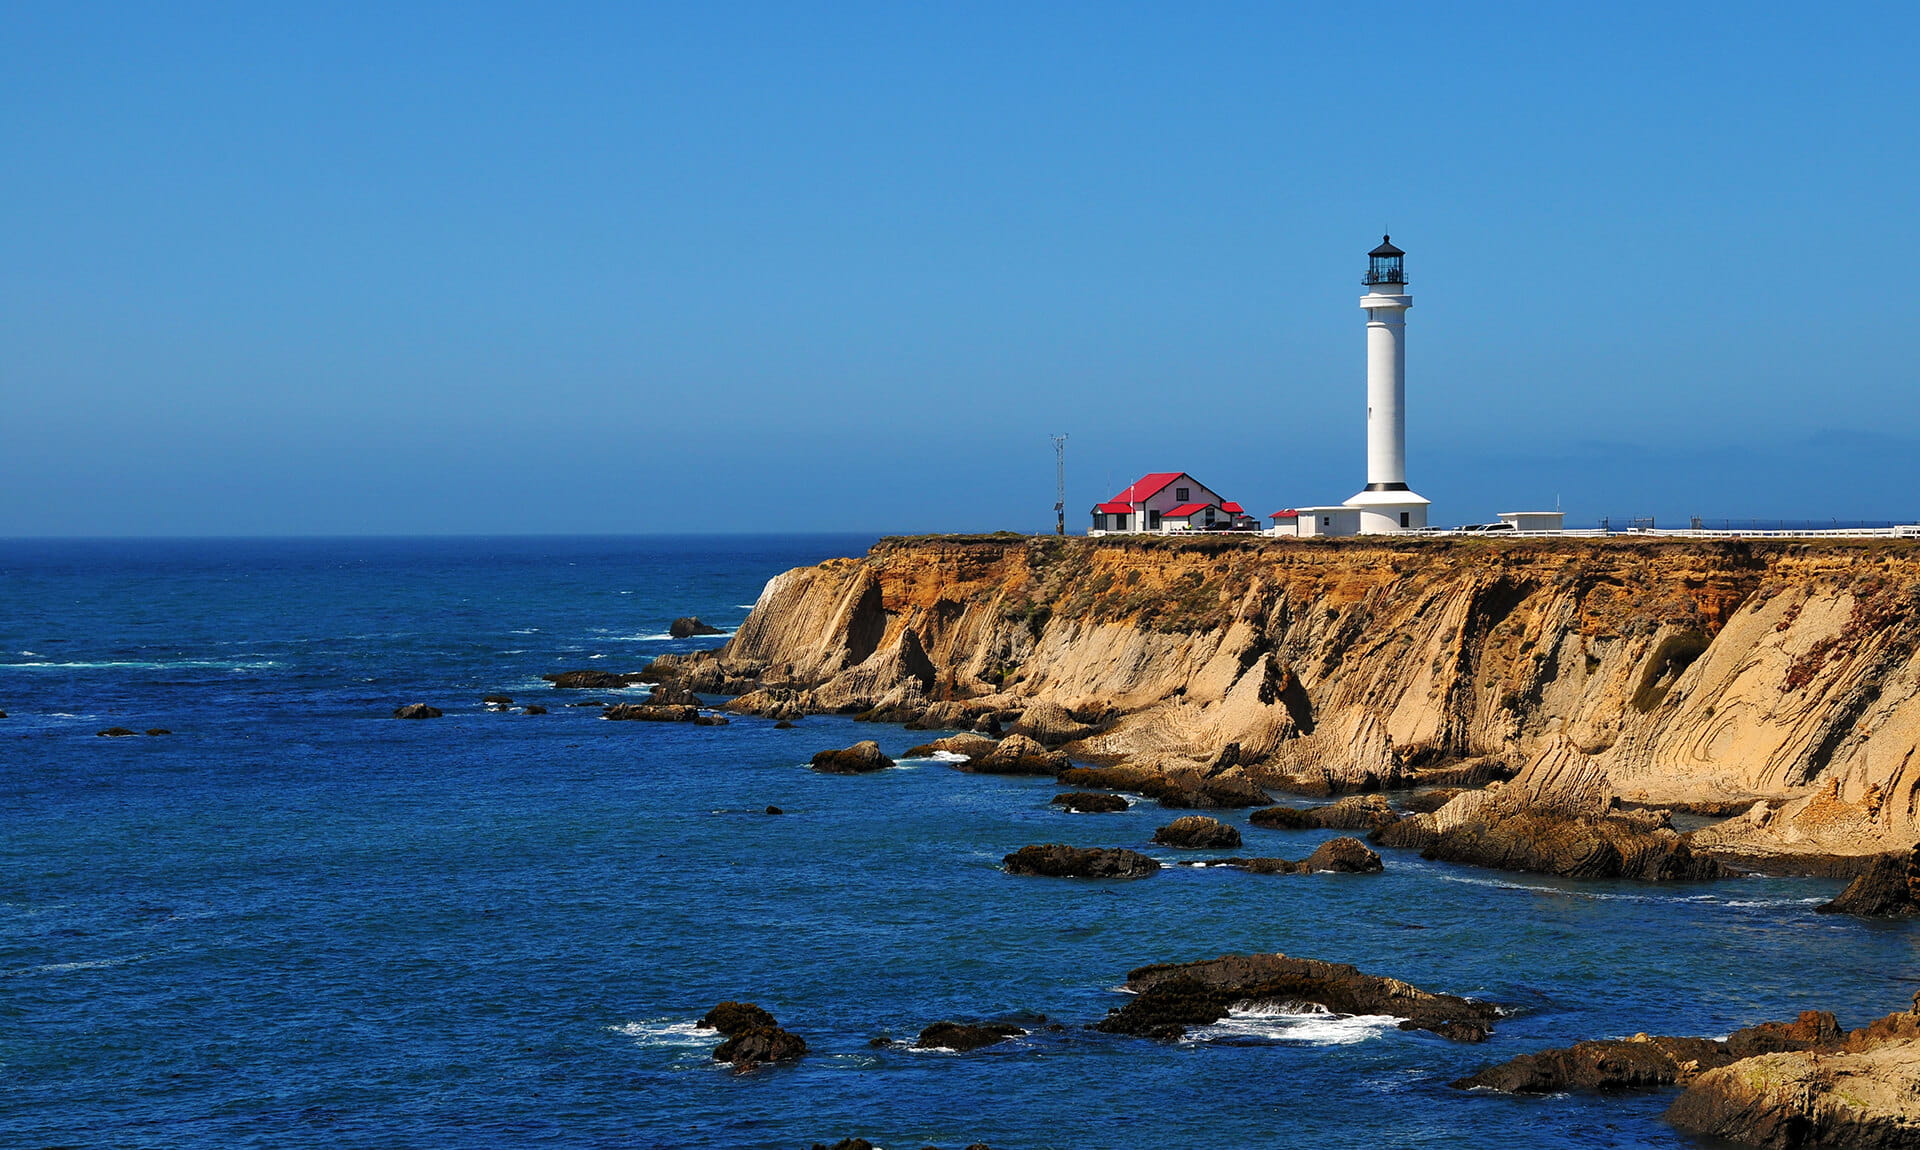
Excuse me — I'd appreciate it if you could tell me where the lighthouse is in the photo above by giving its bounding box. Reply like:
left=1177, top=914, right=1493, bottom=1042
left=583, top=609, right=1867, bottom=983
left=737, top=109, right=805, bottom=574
left=1344, top=235, right=1430, bottom=532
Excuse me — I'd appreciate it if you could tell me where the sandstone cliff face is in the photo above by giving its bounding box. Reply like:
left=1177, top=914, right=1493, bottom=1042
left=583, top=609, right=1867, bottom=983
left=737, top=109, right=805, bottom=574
left=687, top=535, right=1920, bottom=860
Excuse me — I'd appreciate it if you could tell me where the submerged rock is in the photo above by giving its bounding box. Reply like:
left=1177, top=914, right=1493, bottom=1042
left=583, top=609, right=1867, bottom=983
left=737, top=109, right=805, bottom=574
left=1052, top=791, right=1130, bottom=813
left=913, top=1021, right=1027, bottom=1052
left=392, top=704, right=443, bottom=719
left=1097, top=952, right=1500, bottom=1042
left=670, top=617, right=725, bottom=638
left=1815, top=847, right=1919, bottom=917
left=96, top=726, right=138, bottom=737
left=522, top=704, right=548, bottom=715
left=1153, top=815, right=1242, bottom=849
left=809, top=740, right=894, bottom=774
left=1003, top=844, right=1160, bottom=879
left=482, top=694, right=514, bottom=707
left=144, top=728, right=171, bottom=736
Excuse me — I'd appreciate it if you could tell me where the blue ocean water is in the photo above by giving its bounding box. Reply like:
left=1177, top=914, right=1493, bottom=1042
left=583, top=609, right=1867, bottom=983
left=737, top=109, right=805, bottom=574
left=3, top=535, right=1915, bottom=1150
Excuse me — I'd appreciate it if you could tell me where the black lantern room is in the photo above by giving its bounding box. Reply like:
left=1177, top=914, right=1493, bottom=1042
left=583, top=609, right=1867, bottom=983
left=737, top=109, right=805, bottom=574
left=1364, top=235, right=1405, bottom=286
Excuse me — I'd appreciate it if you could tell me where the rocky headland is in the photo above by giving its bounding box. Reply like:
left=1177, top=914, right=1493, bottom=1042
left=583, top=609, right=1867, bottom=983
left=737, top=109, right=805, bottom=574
left=643, top=534, right=1920, bottom=872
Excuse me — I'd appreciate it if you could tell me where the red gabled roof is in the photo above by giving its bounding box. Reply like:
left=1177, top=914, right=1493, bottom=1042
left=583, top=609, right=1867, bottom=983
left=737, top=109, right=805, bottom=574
left=1269, top=509, right=1299, bottom=519
left=1093, top=501, right=1134, bottom=514
left=1165, top=502, right=1216, bottom=517
left=1105, top=472, right=1188, bottom=504
left=1221, top=502, right=1245, bottom=515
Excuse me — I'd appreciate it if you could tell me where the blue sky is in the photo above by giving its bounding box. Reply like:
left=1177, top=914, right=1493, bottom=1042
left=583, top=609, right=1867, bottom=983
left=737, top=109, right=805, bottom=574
left=3, top=2, right=1916, bottom=534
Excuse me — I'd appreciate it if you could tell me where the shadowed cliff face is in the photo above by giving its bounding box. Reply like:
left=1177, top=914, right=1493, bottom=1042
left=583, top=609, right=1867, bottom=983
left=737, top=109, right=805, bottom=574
left=693, top=534, right=1920, bottom=860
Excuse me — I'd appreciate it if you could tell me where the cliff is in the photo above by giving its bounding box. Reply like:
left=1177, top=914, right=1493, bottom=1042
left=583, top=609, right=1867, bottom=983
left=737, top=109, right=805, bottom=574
left=659, top=534, right=1920, bottom=863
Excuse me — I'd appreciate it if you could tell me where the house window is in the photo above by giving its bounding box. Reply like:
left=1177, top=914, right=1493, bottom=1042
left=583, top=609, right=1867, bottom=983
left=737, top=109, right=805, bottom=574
left=1400, top=512, right=1410, bottom=528
left=1204, top=508, right=1216, bottom=524
left=1176, top=487, right=1190, bottom=502
left=1149, top=510, right=1162, bottom=528
left=1322, top=517, right=1331, bottom=526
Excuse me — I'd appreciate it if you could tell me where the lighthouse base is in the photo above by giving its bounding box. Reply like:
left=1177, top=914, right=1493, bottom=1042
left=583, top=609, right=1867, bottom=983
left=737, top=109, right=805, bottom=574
left=1343, top=488, right=1432, bottom=534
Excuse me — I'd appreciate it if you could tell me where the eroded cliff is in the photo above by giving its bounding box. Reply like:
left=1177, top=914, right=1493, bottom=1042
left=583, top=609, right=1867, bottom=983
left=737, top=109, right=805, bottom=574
left=656, top=534, right=1920, bottom=863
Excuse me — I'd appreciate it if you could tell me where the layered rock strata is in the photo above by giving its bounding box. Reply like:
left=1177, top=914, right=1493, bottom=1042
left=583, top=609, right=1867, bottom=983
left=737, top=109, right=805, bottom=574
left=649, top=535, right=1920, bottom=863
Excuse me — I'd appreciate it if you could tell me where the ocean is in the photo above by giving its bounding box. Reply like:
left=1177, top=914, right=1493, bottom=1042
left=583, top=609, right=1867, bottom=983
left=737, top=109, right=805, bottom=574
left=2, top=535, right=1911, bottom=1149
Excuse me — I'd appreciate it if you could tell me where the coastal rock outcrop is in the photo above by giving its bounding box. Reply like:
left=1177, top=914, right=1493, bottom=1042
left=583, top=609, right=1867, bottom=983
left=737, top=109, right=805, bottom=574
left=1002, top=844, right=1160, bottom=879
left=543, top=670, right=648, bottom=690
left=96, top=726, right=137, bottom=736
left=697, top=1000, right=807, bottom=1071
left=603, top=703, right=700, bottom=723
left=1152, top=816, right=1242, bottom=849
left=1666, top=1010, right=1920, bottom=1148
left=913, top=1021, right=1027, bottom=1052
left=809, top=740, right=894, bottom=774
left=392, top=704, right=442, bottom=719
left=641, top=534, right=1920, bottom=866
left=1052, top=791, right=1130, bottom=813
left=670, top=616, right=725, bottom=638
left=1097, top=952, right=1499, bottom=1042
left=1250, top=796, right=1398, bottom=832
left=1816, top=846, right=1920, bottom=916
left=1196, top=838, right=1384, bottom=875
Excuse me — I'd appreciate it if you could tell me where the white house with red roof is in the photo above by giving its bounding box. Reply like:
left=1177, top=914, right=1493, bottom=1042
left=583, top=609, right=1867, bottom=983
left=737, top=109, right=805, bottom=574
left=1090, top=472, right=1254, bottom=534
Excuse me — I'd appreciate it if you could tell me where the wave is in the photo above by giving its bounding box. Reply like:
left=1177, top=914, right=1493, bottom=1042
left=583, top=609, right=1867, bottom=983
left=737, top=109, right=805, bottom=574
left=5, top=953, right=148, bottom=978
left=610, top=1019, right=718, bottom=1049
left=0, top=659, right=281, bottom=671
left=607, top=631, right=739, bottom=642
left=1428, top=869, right=1827, bottom=908
left=1185, top=1006, right=1402, bottom=1046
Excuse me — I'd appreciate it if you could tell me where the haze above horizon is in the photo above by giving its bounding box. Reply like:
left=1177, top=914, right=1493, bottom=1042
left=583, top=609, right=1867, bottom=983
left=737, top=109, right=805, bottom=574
left=4, top=3, right=1916, bottom=536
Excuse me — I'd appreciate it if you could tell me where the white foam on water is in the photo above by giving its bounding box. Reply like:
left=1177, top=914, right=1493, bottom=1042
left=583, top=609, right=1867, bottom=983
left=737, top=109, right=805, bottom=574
left=736, top=604, right=756, bottom=609
left=509, top=628, right=541, bottom=634
left=929, top=750, right=970, bottom=763
left=611, top=1019, right=716, bottom=1049
left=0, top=659, right=281, bottom=671
left=9, top=953, right=148, bottom=977
left=1186, top=1006, right=1402, bottom=1046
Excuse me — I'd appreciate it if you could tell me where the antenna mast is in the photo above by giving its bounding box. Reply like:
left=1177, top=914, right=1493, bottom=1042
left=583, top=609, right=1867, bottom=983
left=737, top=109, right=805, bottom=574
left=1051, top=434, right=1068, bottom=536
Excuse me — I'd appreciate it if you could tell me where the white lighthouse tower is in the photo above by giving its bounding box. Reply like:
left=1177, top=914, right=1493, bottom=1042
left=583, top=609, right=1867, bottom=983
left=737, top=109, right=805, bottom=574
left=1344, top=235, right=1430, bottom=532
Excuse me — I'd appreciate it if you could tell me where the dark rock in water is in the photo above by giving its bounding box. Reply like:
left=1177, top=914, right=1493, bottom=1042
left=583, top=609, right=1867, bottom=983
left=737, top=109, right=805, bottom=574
left=765, top=805, right=783, bottom=815
left=1157, top=775, right=1273, bottom=809
left=1198, top=838, right=1384, bottom=876
left=699, top=1000, right=778, bottom=1036
left=670, top=616, right=724, bottom=638
left=1052, top=791, right=1129, bottom=813
left=1249, top=805, right=1320, bottom=830
left=482, top=694, right=514, bottom=706
left=1003, top=844, right=1160, bottom=880
left=810, top=740, right=893, bottom=774
left=810, top=1141, right=874, bottom=1150
left=603, top=703, right=699, bottom=723
left=713, top=1025, right=806, bottom=1070
left=774, top=720, right=796, bottom=729
left=96, top=727, right=137, bottom=737
left=1375, top=804, right=1723, bottom=882
left=543, top=670, right=647, bottom=690
left=692, top=715, right=730, bottom=726
left=1098, top=952, right=1500, bottom=1042
left=1815, top=847, right=1919, bottom=917
left=522, top=705, right=548, bottom=715
left=1453, top=1035, right=1737, bottom=1093
left=392, top=704, right=443, bottom=719
left=1454, top=1010, right=1843, bottom=1095
left=144, top=728, right=172, bottom=736
left=1301, top=837, right=1385, bottom=873
left=647, top=681, right=702, bottom=707
left=914, top=1021, right=1027, bottom=1052
left=1153, top=816, right=1242, bottom=849
left=0, top=710, right=8, bottom=718
left=1725, top=1010, right=1845, bottom=1058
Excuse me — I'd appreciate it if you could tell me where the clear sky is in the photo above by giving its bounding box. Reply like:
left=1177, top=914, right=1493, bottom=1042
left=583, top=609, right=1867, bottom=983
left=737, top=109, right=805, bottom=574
left=4, top=2, right=1917, bottom=535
